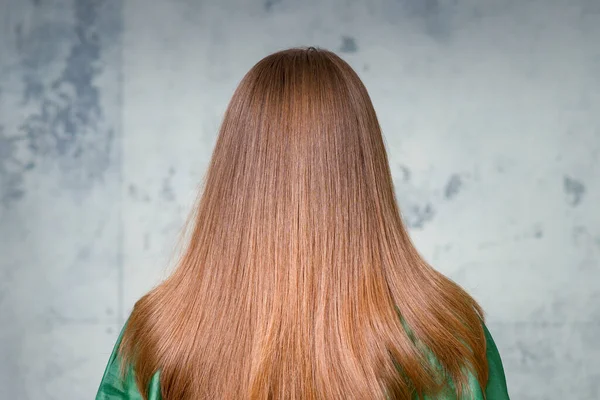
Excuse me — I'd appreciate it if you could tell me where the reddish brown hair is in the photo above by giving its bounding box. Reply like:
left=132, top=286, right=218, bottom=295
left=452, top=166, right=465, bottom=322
left=119, top=47, right=488, bottom=399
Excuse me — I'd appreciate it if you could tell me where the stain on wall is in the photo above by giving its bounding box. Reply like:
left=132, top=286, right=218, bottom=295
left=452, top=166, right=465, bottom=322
left=444, top=173, right=462, bottom=200
left=0, top=125, right=32, bottom=204
left=564, top=175, right=586, bottom=206
left=0, top=0, right=122, bottom=398
left=264, top=0, right=282, bottom=12
left=339, top=36, right=358, bottom=53
left=0, top=0, right=122, bottom=208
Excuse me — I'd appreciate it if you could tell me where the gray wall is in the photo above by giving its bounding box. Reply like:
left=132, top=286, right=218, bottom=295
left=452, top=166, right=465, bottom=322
left=1, top=0, right=599, bottom=399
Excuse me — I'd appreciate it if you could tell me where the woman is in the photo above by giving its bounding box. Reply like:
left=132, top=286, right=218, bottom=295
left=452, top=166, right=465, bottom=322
left=95, top=47, right=510, bottom=400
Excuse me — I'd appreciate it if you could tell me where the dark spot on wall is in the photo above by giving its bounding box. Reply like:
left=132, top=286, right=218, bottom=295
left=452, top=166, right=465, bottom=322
left=105, top=307, right=113, bottom=316
left=444, top=174, right=462, bottom=199
left=563, top=176, right=586, bottom=206
left=0, top=127, right=28, bottom=205
left=404, top=203, right=435, bottom=230
left=339, top=36, right=358, bottom=53
left=0, top=179, right=26, bottom=203
left=264, top=0, right=281, bottom=11
left=517, top=342, right=540, bottom=365
left=533, top=226, right=543, bottom=239
left=128, top=184, right=137, bottom=197
left=398, top=164, right=411, bottom=182
left=22, top=74, right=44, bottom=104
left=363, top=64, right=370, bottom=72
left=0, top=131, right=11, bottom=161
left=161, top=168, right=176, bottom=201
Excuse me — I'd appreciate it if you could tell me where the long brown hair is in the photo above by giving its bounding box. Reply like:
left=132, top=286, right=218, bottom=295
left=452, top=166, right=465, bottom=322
left=119, top=47, right=488, bottom=399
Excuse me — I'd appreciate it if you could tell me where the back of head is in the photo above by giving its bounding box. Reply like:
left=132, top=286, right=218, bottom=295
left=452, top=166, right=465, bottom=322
left=119, top=47, right=488, bottom=400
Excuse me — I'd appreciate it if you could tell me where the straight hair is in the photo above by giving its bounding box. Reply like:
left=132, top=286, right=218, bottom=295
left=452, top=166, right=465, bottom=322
left=118, top=47, right=488, bottom=399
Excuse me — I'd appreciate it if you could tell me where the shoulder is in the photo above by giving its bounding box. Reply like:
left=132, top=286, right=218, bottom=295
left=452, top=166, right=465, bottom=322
left=95, top=321, right=162, bottom=400
left=454, top=323, right=511, bottom=400
left=482, top=324, right=511, bottom=399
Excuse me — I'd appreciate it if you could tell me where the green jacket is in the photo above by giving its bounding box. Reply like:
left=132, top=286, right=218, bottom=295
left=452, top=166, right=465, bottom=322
left=95, top=322, right=510, bottom=399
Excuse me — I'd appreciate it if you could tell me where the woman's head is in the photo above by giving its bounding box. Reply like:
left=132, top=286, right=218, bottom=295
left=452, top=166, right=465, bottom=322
left=119, top=47, right=488, bottom=400
left=202, top=47, right=398, bottom=244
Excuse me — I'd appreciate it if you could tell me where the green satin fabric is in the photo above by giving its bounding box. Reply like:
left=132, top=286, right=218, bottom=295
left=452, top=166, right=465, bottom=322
left=95, top=322, right=509, bottom=400
left=95, top=321, right=161, bottom=400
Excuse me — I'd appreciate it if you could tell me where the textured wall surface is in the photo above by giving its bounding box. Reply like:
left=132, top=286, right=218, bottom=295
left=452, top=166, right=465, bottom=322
left=1, top=0, right=599, bottom=399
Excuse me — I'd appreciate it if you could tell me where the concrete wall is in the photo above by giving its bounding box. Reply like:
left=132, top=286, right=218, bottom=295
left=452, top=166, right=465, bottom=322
left=1, top=0, right=598, bottom=398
